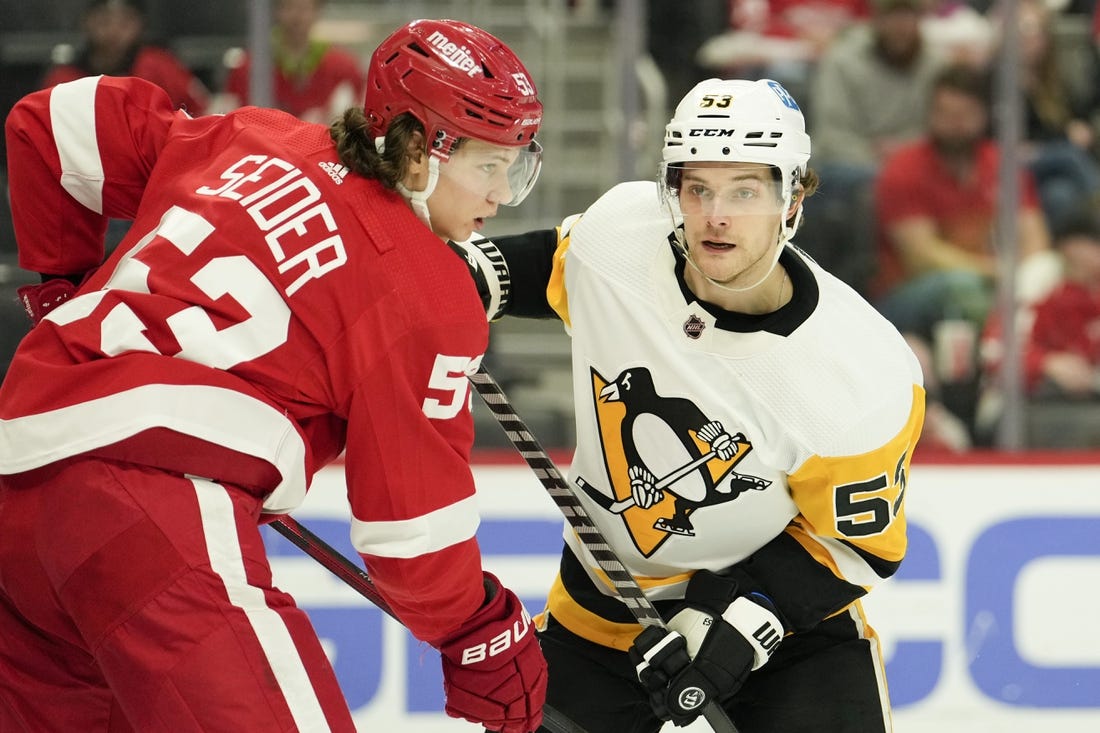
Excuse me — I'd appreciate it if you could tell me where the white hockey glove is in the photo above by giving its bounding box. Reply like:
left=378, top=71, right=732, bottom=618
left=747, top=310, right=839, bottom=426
left=628, top=569, right=785, bottom=726
left=446, top=235, right=511, bottom=321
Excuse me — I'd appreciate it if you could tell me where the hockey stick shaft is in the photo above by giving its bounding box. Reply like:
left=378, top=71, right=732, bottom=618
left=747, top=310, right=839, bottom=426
left=469, top=365, right=740, bottom=733
left=271, top=517, right=398, bottom=619
left=270, top=517, right=586, bottom=733
left=469, top=367, right=663, bottom=627
left=585, top=450, right=719, bottom=514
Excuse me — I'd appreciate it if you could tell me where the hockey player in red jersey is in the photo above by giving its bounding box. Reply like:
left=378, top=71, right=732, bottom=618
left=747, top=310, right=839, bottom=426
left=0, top=18, right=546, bottom=733
left=454, top=78, right=925, bottom=732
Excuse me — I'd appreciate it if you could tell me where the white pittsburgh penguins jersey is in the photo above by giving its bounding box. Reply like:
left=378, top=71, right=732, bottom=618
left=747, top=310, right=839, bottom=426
left=543, top=181, right=926, bottom=650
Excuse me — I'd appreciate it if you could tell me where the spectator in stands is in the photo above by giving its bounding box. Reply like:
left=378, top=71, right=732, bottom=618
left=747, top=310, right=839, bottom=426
left=645, top=0, right=728, bottom=106
left=974, top=196, right=1100, bottom=442
left=804, top=0, right=944, bottom=294
left=1011, top=0, right=1100, bottom=232
left=1021, top=201, right=1100, bottom=399
left=812, top=0, right=942, bottom=169
left=42, top=0, right=209, bottom=115
left=41, top=0, right=211, bottom=251
left=696, top=0, right=871, bottom=106
left=873, top=63, right=1050, bottom=339
left=872, top=63, right=1052, bottom=446
left=222, top=0, right=365, bottom=124
left=919, top=0, right=995, bottom=69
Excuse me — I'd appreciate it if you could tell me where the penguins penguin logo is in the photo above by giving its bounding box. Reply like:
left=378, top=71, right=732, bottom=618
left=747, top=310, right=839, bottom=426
left=578, top=366, right=770, bottom=557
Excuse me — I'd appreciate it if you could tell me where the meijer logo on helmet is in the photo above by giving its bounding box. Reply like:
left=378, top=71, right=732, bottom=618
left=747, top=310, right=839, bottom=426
left=426, top=31, right=481, bottom=77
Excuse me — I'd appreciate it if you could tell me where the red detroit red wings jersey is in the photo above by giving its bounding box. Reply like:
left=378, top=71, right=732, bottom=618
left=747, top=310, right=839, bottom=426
left=1, top=75, right=489, bottom=641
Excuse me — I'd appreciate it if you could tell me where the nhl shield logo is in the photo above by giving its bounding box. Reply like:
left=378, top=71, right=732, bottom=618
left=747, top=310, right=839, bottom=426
left=683, top=314, right=706, bottom=339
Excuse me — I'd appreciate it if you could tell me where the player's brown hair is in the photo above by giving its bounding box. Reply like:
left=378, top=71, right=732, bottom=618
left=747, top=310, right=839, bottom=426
left=789, top=168, right=820, bottom=232
left=329, top=109, right=424, bottom=190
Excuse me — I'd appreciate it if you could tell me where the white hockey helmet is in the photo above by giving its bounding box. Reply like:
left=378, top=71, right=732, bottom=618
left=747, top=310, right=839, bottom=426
left=660, top=78, right=811, bottom=210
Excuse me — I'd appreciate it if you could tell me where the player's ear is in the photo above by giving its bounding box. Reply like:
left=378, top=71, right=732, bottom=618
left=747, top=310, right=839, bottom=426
left=401, top=131, right=428, bottom=191
left=786, top=184, right=805, bottom=219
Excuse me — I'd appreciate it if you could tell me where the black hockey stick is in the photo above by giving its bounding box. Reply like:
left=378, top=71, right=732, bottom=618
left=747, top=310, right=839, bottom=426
left=271, top=517, right=393, bottom=617
left=269, top=516, right=585, bottom=733
left=469, top=365, right=740, bottom=733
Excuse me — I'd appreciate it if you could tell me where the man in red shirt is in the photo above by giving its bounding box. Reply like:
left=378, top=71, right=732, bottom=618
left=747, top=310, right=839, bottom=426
left=43, top=0, right=209, bottom=115
left=871, top=63, right=1052, bottom=447
left=0, top=18, right=546, bottom=733
left=873, top=63, right=1050, bottom=317
left=1022, top=207, right=1100, bottom=397
left=223, top=0, right=365, bottom=123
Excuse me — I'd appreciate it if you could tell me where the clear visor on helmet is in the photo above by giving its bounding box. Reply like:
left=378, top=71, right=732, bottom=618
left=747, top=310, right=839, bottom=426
left=438, top=138, right=543, bottom=207
left=659, top=162, right=787, bottom=225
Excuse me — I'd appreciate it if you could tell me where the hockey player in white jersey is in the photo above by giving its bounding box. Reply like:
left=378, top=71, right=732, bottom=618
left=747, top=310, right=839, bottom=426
left=454, top=78, right=926, bottom=732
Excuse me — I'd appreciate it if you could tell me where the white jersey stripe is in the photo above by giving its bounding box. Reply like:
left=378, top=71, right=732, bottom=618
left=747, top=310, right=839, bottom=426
left=0, top=384, right=308, bottom=513
left=351, top=494, right=480, bottom=559
left=50, top=76, right=106, bottom=214
left=191, top=478, right=331, bottom=732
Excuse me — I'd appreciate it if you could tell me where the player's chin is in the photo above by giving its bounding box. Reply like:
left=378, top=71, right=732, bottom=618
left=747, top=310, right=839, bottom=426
left=455, top=219, right=488, bottom=240
left=439, top=224, right=475, bottom=243
left=693, top=257, right=741, bottom=284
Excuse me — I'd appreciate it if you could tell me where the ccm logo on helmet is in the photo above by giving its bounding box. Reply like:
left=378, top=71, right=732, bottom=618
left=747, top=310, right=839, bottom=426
left=689, top=128, right=736, bottom=137
left=426, top=30, right=482, bottom=77
left=459, top=607, right=533, bottom=665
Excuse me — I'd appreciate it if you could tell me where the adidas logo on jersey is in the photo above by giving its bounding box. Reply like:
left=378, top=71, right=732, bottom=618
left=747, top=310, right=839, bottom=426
left=318, top=161, right=349, bottom=185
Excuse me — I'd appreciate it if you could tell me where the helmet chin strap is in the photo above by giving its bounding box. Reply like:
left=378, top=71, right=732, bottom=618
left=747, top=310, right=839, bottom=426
left=377, top=136, right=441, bottom=230
left=396, top=157, right=440, bottom=229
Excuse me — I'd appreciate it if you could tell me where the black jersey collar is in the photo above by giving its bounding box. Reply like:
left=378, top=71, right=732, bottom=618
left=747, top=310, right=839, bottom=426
left=670, top=235, right=820, bottom=336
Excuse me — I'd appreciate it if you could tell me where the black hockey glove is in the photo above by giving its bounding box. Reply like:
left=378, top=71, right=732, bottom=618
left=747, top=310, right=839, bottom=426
left=628, top=569, right=785, bottom=727
left=446, top=236, right=511, bottom=321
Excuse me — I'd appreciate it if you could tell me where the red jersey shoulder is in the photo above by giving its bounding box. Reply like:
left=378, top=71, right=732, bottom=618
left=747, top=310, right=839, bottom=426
left=138, top=110, right=484, bottom=329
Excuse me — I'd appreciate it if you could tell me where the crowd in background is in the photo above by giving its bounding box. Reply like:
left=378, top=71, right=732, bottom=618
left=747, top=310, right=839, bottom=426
left=2, top=0, right=1100, bottom=451
left=648, top=0, right=1100, bottom=451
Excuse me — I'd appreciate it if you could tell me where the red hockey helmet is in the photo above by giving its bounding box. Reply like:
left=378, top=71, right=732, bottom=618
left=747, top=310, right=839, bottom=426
left=364, top=19, right=543, bottom=160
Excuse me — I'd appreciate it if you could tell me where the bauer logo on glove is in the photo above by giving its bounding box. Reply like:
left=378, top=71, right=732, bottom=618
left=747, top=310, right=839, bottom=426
left=458, top=605, right=533, bottom=665
left=438, top=572, right=547, bottom=733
